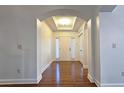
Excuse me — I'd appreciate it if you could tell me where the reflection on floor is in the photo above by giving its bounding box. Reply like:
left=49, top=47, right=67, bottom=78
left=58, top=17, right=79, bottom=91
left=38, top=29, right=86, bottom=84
left=0, top=61, right=96, bottom=87
left=39, top=61, right=96, bottom=87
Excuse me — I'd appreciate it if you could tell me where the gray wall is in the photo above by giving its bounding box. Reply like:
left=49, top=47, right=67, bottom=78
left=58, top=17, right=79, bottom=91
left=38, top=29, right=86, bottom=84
left=37, top=19, right=53, bottom=82
left=0, top=8, right=37, bottom=81
left=100, top=6, right=124, bottom=86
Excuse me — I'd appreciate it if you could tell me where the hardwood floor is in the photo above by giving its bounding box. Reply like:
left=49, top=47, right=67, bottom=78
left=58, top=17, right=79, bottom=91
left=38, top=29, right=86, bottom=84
left=0, top=61, right=96, bottom=87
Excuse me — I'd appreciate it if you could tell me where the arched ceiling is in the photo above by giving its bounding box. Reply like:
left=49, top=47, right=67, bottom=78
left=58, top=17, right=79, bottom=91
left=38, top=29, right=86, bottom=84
left=0, top=5, right=116, bottom=32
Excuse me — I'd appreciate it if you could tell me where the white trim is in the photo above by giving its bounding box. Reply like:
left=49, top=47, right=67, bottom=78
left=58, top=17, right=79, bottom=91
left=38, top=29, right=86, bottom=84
left=87, top=73, right=94, bottom=83
left=94, top=79, right=100, bottom=87
left=37, top=59, right=53, bottom=83
left=41, top=59, right=53, bottom=74
left=37, top=74, right=42, bottom=83
left=79, top=61, right=88, bottom=69
left=0, top=60, right=54, bottom=85
left=101, top=83, right=124, bottom=87
left=0, top=79, right=37, bottom=85
left=87, top=73, right=101, bottom=87
left=83, top=65, right=88, bottom=69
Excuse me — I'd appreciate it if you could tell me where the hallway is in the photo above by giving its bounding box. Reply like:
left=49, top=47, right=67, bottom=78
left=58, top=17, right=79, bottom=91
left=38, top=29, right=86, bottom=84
left=0, top=5, right=122, bottom=87
left=0, top=61, right=96, bottom=87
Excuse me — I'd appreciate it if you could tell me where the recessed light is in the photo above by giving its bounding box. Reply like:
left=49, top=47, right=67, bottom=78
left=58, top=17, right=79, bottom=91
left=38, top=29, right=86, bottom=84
left=53, top=16, right=77, bottom=30
left=58, top=18, right=71, bottom=25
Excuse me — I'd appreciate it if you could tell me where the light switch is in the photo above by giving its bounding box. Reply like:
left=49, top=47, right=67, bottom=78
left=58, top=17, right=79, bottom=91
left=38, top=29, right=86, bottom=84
left=17, top=44, right=22, bottom=50
left=121, top=72, right=124, bottom=77
left=112, top=43, right=116, bottom=48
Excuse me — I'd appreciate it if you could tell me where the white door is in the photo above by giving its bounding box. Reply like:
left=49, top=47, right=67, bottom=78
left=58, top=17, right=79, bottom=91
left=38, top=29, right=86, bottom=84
left=70, top=37, right=76, bottom=60
left=56, top=36, right=76, bottom=61
left=56, top=38, right=60, bottom=60
left=79, top=35, right=84, bottom=64
left=59, top=37, right=71, bottom=61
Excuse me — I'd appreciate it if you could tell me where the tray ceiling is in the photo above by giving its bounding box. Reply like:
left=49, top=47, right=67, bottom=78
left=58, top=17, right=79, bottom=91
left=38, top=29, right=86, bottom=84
left=45, top=16, right=84, bottom=32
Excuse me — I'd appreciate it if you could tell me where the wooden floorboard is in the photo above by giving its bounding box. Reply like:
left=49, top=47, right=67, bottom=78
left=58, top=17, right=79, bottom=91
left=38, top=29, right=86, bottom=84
left=0, top=61, right=96, bottom=87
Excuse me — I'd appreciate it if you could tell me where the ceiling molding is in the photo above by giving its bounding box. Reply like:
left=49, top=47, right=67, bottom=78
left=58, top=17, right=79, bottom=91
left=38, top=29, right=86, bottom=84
left=52, top=16, right=77, bottom=30
left=45, top=17, right=57, bottom=31
left=45, top=16, right=84, bottom=32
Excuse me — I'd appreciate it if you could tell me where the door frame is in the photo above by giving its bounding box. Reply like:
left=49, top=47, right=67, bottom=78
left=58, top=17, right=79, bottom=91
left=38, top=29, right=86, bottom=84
left=55, top=36, right=77, bottom=61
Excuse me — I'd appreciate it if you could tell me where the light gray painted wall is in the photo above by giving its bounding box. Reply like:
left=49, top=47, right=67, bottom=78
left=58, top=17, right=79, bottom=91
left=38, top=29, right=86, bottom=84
left=37, top=19, right=53, bottom=81
left=92, top=11, right=101, bottom=84
left=88, top=7, right=101, bottom=84
left=78, top=23, right=88, bottom=68
left=95, top=15, right=100, bottom=84
left=37, top=19, right=42, bottom=80
left=100, top=6, right=124, bottom=85
left=87, top=19, right=95, bottom=81
left=0, top=13, right=37, bottom=80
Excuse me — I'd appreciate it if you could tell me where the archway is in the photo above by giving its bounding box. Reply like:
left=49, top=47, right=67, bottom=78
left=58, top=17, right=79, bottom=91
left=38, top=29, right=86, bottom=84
left=36, top=8, right=97, bottom=85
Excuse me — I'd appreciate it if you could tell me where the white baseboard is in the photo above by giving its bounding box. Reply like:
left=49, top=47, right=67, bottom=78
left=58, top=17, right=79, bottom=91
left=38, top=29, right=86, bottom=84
left=41, top=60, right=53, bottom=74
left=0, top=60, right=54, bottom=85
left=79, top=61, right=88, bottom=69
left=87, top=73, right=95, bottom=83
left=93, top=80, right=124, bottom=87
left=37, top=74, right=42, bottom=84
left=37, top=59, right=53, bottom=83
left=83, top=65, right=88, bottom=69
left=94, top=79, right=100, bottom=87
left=87, top=74, right=101, bottom=87
left=101, top=83, right=124, bottom=87
left=0, top=79, right=37, bottom=85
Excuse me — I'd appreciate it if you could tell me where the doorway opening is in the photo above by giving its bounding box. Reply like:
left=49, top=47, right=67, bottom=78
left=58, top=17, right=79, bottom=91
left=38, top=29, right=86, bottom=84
left=37, top=14, right=94, bottom=86
left=55, top=36, right=76, bottom=61
left=37, top=15, right=91, bottom=68
left=56, top=37, right=60, bottom=60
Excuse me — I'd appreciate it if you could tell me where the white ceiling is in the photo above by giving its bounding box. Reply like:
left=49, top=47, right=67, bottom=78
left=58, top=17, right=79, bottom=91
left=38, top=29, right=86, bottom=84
left=52, top=16, right=77, bottom=30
